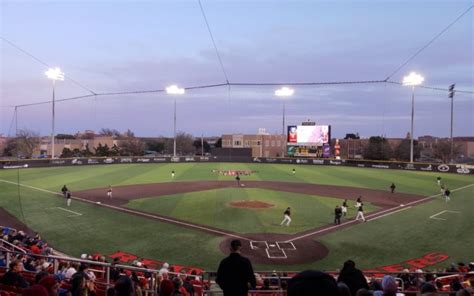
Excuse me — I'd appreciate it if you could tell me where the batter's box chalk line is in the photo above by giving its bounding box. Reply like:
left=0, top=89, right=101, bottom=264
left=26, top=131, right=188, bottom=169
left=276, top=241, right=296, bottom=250
left=266, top=248, right=287, bottom=259
left=429, top=210, right=461, bottom=221
left=250, top=241, right=269, bottom=250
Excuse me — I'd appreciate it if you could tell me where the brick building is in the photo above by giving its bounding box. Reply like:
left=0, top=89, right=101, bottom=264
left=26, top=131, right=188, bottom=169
left=222, top=130, right=286, bottom=157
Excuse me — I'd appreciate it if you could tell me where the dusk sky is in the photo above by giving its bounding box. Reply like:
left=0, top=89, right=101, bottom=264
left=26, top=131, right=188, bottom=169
left=1, top=0, right=473, bottom=139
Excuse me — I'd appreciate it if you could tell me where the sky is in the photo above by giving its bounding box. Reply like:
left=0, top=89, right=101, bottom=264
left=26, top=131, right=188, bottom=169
left=1, top=0, right=473, bottom=139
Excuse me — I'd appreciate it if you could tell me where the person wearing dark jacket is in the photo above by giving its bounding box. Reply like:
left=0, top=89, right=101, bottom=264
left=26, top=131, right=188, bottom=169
left=1, top=259, right=29, bottom=288
left=334, top=205, right=343, bottom=225
left=337, top=260, right=369, bottom=296
left=216, top=240, right=256, bottom=296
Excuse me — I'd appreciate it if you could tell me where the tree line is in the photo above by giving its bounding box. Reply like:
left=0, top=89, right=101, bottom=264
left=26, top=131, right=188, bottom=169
left=2, top=129, right=460, bottom=162
left=2, top=128, right=213, bottom=158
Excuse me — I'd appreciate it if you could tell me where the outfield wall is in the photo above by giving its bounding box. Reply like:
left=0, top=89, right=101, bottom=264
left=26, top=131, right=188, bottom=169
left=1, top=156, right=473, bottom=174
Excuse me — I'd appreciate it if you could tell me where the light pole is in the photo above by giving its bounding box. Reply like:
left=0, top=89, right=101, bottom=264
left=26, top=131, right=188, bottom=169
left=402, top=72, right=424, bottom=163
left=449, top=84, right=455, bottom=163
left=275, top=87, right=294, bottom=157
left=45, top=67, right=65, bottom=159
left=166, top=85, right=185, bottom=157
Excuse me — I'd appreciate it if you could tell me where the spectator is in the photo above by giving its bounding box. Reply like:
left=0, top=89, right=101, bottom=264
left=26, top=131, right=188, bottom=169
left=65, top=262, right=80, bottom=279
left=24, top=258, right=37, bottom=272
left=1, top=259, right=29, bottom=288
left=110, top=258, right=122, bottom=281
left=337, top=260, right=369, bottom=296
left=39, top=276, right=60, bottom=296
left=373, top=275, right=403, bottom=296
left=171, top=277, right=189, bottom=296
left=68, top=274, right=89, bottom=296
left=216, top=239, right=256, bottom=296
left=287, top=270, right=339, bottom=296
left=356, top=288, right=373, bottom=296
left=179, top=272, right=195, bottom=296
left=114, top=276, right=134, bottom=296
left=159, top=272, right=174, bottom=296
left=456, top=289, right=472, bottom=296
left=35, top=271, right=51, bottom=284
left=159, top=263, right=170, bottom=276
left=22, top=285, right=49, bottom=296
left=420, top=283, right=437, bottom=294
left=260, top=279, right=272, bottom=291
left=338, top=282, right=352, bottom=296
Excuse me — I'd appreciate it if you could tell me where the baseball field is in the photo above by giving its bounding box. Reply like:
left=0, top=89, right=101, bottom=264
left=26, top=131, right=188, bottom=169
left=0, top=162, right=472, bottom=271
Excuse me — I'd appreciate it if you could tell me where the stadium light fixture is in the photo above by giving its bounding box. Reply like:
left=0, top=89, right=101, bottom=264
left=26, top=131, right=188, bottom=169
left=275, top=87, right=294, bottom=158
left=166, top=85, right=185, bottom=95
left=402, top=72, right=424, bottom=163
left=275, top=87, right=294, bottom=97
left=166, top=85, right=185, bottom=157
left=45, top=67, right=65, bottom=159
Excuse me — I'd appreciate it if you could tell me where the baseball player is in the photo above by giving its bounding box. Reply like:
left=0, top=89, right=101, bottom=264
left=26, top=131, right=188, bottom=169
left=390, top=183, right=396, bottom=194
left=280, top=207, right=292, bottom=226
left=444, top=188, right=451, bottom=202
left=171, top=170, right=175, bottom=178
left=437, top=177, right=441, bottom=186
left=107, top=185, right=113, bottom=198
left=66, top=191, right=72, bottom=207
left=355, top=203, right=366, bottom=222
left=334, top=205, right=342, bottom=225
left=355, top=196, right=362, bottom=208
left=342, top=199, right=348, bottom=216
left=61, top=185, right=69, bottom=198
left=235, top=174, right=241, bottom=187
left=292, top=168, right=296, bottom=175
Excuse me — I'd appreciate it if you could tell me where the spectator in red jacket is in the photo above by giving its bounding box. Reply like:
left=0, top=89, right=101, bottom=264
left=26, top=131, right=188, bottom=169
left=159, top=272, right=174, bottom=296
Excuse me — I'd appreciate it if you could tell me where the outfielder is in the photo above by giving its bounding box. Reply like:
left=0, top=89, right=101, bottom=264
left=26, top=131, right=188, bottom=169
left=280, top=207, right=292, bottom=226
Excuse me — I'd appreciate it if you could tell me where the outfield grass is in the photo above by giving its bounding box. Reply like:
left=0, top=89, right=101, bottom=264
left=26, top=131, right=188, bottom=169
left=0, top=163, right=472, bottom=271
left=126, top=188, right=378, bottom=234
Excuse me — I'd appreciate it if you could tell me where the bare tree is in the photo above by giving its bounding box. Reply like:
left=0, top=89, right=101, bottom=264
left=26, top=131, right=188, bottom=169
left=175, top=132, right=195, bottom=155
left=119, top=130, right=144, bottom=156
left=4, top=129, right=40, bottom=158
left=99, top=128, right=121, bottom=138
left=433, top=141, right=461, bottom=163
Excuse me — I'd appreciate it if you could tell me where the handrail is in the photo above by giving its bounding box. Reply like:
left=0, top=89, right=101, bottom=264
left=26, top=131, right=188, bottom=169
left=0, top=238, right=27, bottom=254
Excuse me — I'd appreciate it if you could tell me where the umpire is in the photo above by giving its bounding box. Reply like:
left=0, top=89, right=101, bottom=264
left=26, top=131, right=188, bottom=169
left=216, top=240, right=256, bottom=296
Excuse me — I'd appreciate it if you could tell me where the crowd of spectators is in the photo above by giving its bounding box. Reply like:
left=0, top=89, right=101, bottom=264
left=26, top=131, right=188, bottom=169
left=1, top=228, right=473, bottom=296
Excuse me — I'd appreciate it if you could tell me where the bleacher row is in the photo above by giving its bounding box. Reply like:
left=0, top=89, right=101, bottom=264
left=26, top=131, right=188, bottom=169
left=1, top=226, right=473, bottom=296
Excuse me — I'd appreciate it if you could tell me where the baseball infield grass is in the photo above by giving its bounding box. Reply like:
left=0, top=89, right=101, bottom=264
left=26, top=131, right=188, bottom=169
left=1, top=163, right=473, bottom=271
left=125, top=188, right=378, bottom=234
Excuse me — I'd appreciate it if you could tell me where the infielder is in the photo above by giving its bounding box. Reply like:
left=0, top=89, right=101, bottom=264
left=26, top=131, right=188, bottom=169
left=342, top=199, right=348, bottom=216
left=66, top=191, right=72, bottom=207
left=444, top=188, right=451, bottom=202
left=107, top=185, right=113, bottom=198
left=280, top=207, right=292, bottom=226
left=61, top=185, right=69, bottom=198
left=355, top=203, right=366, bottom=222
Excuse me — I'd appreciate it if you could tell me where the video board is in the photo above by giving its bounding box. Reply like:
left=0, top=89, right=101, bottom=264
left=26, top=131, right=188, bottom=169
left=287, top=125, right=330, bottom=146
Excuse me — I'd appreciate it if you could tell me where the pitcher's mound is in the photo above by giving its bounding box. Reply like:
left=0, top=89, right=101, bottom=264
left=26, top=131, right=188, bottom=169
left=230, top=200, right=274, bottom=209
